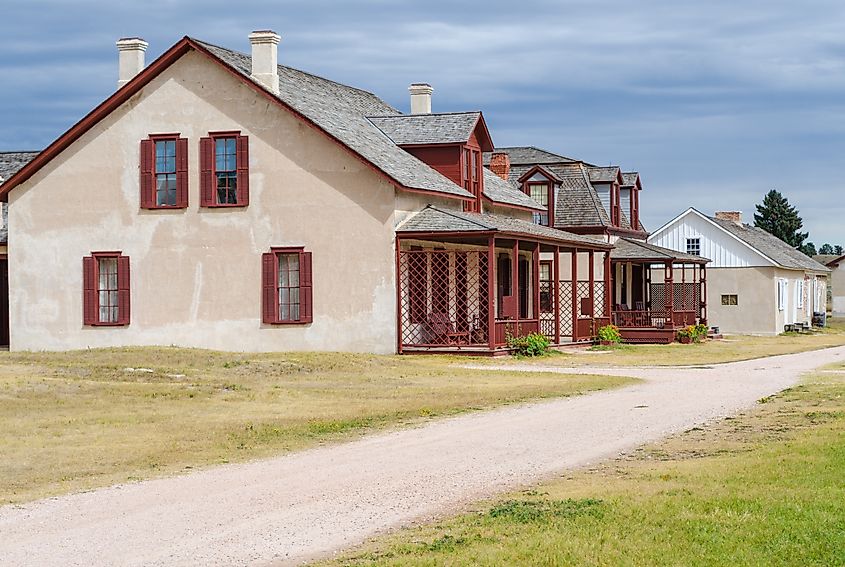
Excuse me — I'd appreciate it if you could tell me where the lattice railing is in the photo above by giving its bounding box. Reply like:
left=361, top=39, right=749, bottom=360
left=399, top=249, right=489, bottom=347
left=650, top=283, right=701, bottom=312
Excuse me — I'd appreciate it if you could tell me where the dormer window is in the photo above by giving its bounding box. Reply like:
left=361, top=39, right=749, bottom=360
left=611, top=183, right=621, bottom=226
left=527, top=182, right=551, bottom=226
left=462, top=147, right=482, bottom=213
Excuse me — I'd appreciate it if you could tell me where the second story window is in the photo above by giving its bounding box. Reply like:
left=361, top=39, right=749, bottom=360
left=527, top=182, right=550, bottom=226
left=201, top=131, right=250, bottom=207
left=140, top=134, right=187, bottom=209
left=686, top=237, right=701, bottom=256
left=462, top=147, right=482, bottom=213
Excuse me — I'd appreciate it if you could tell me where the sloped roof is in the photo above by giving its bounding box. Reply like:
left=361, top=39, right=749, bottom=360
left=193, top=39, right=472, bottom=199
left=555, top=171, right=610, bottom=227
left=367, top=112, right=482, bottom=146
left=611, top=238, right=708, bottom=263
left=621, top=172, right=639, bottom=187
left=482, top=169, right=545, bottom=211
left=709, top=216, right=830, bottom=273
left=482, top=146, right=578, bottom=165
left=814, top=254, right=845, bottom=267
left=0, top=151, right=39, bottom=183
left=397, top=205, right=610, bottom=248
left=587, top=166, right=621, bottom=183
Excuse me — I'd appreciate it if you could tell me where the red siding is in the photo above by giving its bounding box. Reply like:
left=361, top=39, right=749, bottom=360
left=404, top=146, right=462, bottom=186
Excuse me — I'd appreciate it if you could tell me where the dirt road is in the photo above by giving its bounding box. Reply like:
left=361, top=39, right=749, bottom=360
left=2, top=347, right=841, bottom=566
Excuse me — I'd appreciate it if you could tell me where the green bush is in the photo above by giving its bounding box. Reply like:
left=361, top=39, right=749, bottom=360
left=506, top=332, right=551, bottom=357
left=597, top=324, right=622, bottom=344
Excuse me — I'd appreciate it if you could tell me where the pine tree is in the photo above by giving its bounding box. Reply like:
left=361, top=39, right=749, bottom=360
left=753, top=190, right=810, bottom=251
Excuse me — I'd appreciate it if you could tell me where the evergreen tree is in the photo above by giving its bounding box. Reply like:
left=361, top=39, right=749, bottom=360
left=753, top=190, right=810, bottom=251
left=836, top=245, right=844, bottom=255
left=803, top=242, right=817, bottom=256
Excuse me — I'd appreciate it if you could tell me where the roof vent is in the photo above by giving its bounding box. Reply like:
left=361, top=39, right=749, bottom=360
left=249, top=30, right=281, bottom=95
left=115, top=37, right=148, bottom=89
left=715, top=211, right=742, bottom=224
left=408, top=83, right=433, bottom=114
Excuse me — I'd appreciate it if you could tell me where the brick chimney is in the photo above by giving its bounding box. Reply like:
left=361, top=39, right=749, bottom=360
left=408, top=83, right=433, bottom=114
left=489, top=152, right=510, bottom=181
left=249, top=30, right=281, bottom=95
left=715, top=211, right=743, bottom=224
left=115, top=37, right=148, bottom=89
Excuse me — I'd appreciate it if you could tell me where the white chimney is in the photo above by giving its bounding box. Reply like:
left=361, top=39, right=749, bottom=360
left=408, top=83, right=433, bottom=114
left=116, top=37, right=149, bottom=89
left=249, top=30, right=281, bottom=95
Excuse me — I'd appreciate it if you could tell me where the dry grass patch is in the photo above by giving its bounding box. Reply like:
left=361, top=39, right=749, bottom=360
left=331, top=370, right=845, bottom=566
left=0, top=348, right=634, bottom=505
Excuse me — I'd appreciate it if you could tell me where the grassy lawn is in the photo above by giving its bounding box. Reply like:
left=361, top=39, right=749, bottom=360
left=0, top=348, right=634, bottom=505
left=330, top=367, right=845, bottom=566
left=508, top=318, right=845, bottom=367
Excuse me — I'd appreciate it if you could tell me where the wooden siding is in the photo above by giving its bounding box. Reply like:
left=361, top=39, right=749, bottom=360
left=404, top=146, right=462, bottom=186
left=648, top=210, right=772, bottom=268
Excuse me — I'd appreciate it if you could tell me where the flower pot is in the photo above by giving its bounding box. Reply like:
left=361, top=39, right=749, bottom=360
left=600, top=340, right=614, bottom=346
left=678, top=336, right=692, bottom=344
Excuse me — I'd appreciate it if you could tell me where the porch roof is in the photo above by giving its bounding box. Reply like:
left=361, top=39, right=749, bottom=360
left=610, top=238, right=709, bottom=264
left=397, top=205, right=611, bottom=249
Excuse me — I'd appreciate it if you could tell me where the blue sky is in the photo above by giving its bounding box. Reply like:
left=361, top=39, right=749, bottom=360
left=1, top=0, right=843, bottom=245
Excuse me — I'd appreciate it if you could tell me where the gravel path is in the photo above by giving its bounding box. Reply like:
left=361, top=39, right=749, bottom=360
left=2, top=347, right=843, bottom=566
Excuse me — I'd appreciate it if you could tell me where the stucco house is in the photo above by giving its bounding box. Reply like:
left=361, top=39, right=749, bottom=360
left=649, top=208, right=829, bottom=335
left=814, top=254, right=845, bottom=316
left=483, top=147, right=708, bottom=343
left=0, top=31, right=622, bottom=354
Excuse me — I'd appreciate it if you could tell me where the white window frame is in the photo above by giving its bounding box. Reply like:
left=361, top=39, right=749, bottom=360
left=685, top=237, right=701, bottom=256
left=796, top=278, right=804, bottom=309
left=777, top=279, right=787, bottom=311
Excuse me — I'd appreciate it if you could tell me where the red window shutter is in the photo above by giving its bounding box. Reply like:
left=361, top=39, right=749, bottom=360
left=236, top=135, right=249, bottom=206
left=299, top=251, right=313, bottom=323
left=117, top=255, right=131, bottom=325
left=200, top=136, right=214, bottom=206
left=176, top=137, right=189, bottom=208
left=140, top=139, right=154, bottom=209
left=83, top=256, right=97, bottom=325
left=262, top=252, right=277, bottom=324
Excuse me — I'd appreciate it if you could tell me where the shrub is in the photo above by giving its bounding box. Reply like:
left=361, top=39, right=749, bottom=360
left=596, top=324, right=622, bottom=344
left=507, top=332, right=551, bottom=357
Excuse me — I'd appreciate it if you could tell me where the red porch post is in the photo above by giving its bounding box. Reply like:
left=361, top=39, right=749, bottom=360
left=533, top=243, right=540, bottom=321
left=487, top=236, right=496, bottom=351
left=395, top=236, right=403, bottom=354
left=701, top=264, right=707, bottom=324
left=604, top=251, right=611, bottom=321
left=571, top=249, right=579, bottom=342
left=512, top=240, right=520, bottom=330
left=588, top=250, right=595, bottom=337
left=665, top=261, right=675, bottom=326
left=554, top=246, right=561, bottom=344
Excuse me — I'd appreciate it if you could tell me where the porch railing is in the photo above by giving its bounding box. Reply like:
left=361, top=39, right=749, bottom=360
left=612, top=310, right=698, bottom=328
left=494, top=319, right=540, bottom=347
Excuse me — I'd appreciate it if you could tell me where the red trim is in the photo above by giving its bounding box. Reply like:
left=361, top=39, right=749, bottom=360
left=142, top=133, right=188, bottom=210
left=84, top=251, right=130, bottom=327
left=263, top=246, right=313, bottom=325
left=0, top=36, right=469, bottom=203
left=516, top=164, right=560, bottom=184
left=481, top=194, right=544, bottom=213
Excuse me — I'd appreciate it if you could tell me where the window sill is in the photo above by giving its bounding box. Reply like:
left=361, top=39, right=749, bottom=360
left=88, top=322, right=129, bottom=327
left=142, top=205, right=187, bottom=210
left=203, top=203, right=248, bottom=209
left=264, top=320, right=312, bottom=326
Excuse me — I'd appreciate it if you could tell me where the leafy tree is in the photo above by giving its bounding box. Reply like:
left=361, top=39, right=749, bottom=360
left=819, top=243, right=835, bottom=255
left=753, top=190, right=810, bottom=252
left=803, top=242, right=817, bottom=256
left=837, top=245, right=844, bottom=255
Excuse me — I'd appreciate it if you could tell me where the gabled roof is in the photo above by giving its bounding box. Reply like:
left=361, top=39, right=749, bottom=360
left=397, top=205, right=610, bottom=248
left=516, top=164, right=562, bottom=183
left=621, top=172, right=640, bottom=188
left=555, top=169, right=611, bottom=227
left=482, top=169, right=545, bottom=211
left=650, top=208, right=830, bottom=273
left=0, top=36, right=475, bottom=201
left=708, top=216, right=830, bottom=273
left=0, top=151, right=39, bottom=184
left=367, top=112, right=492, bottom=149
left=587, top=166, right=622, bottom=184
left=610, top=238, right=708, bottom=264
left=482, top=146, right=578, bottom=165
left=814, top=254, right=845, bottom=267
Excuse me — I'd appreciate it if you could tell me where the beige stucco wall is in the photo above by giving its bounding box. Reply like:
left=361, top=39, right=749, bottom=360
left=706, top=267, right=777, bottom=334
left=831, top=265, right=845, bottom=316
left=9, top=50, right=405, bottom=353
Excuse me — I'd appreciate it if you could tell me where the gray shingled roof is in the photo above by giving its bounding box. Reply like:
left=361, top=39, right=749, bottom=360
left=814, top=254, right=845, bottom=267
left=482, top=146, right=578, bottom=166
left=587, top=166, right=621, bottom=183
left=367, top=112, right=481, bottom=145
left=398, top=205, right=610, bottom=248
left=611, top=238, right=708, bottom=263
left=482, top=168, right=545, bottom=210
left=555, top=166, right=611, bottom=228
left=621, top=172, right=639, bottom=187
left=193, top=39, right=473, bottom=199
left=709, top=216, right=830, bottom=272
left=0, top=151, right=39, bottom=184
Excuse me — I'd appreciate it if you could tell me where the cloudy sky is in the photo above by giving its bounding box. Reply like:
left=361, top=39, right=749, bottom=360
left=1, top=1, right=843, bottom=245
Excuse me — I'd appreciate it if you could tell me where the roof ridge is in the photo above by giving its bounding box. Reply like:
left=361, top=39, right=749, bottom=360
left=0, top=150, right=40, bottom=154
left=367, top=111, right=481, bottom=118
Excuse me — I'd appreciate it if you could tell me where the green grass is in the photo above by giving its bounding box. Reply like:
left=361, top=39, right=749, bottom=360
left=0, top=348, right=634, bottom=505
left=330, top=369, right=845, bottom=566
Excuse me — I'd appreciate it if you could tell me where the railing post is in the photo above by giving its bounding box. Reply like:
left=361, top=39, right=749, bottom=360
left=488, top=236, right=496, bottom=351
left=396, top=236, right=403, bottom=354
left=604, top=251, right=612, bottom=321
left=588, top=250, right=595, bottom=335
left=554, top=246, right=561, bottom=344
left=701, top=263, right=707, bottom=324
left=572, top=248, right=579, bottom=341
left=512, top=240, right=520, bottom=333
left=533, top=243, right=540, bottom=321
left=666, top=261, right=675, bottom=326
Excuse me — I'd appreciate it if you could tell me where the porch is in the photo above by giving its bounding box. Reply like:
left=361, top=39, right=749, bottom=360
left=610, top=238, right=709, bottom=344
left=396, top=207, right=612, bottom=354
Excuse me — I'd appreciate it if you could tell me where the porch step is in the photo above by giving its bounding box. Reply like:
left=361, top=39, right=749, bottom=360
left=618, top=327, right=675, bottom=344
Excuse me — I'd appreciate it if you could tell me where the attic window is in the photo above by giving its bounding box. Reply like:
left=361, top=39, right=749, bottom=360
left=526, top=182, right=551, bottom=226
left=686, top=237, right=701, bottom=256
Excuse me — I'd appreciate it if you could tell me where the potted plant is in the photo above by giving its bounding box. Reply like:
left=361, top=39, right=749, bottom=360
left=597, top=324, right=622, bottom=346
left=676, top=326, right=694, bottom=344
